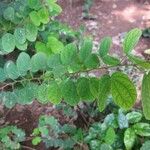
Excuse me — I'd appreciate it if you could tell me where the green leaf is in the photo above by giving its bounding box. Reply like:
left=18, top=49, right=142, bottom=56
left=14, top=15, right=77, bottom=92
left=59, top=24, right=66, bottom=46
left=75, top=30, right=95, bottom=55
left=133, top=123, right=150, bottom=137
left=30, top=52, right=47, bottom=72
left=104, top=127, right=116, bottom=145
left=124, top=128, right=136, bottom=150
left=52, top=65, right=67, bottom=78
left=2, top=33, right=15, bottom=53
left=89, top=77, right=99, bottom=98
left=61, top=79, right=79, bottom=106
left=47, top=1, right=62, bottom=16
left=142, top=72, right=150, bottom=120
left=35, top=41, right=51, bottom=55
left=98, top=75, right=111, bottom=112
left=3, top=7, right=15, bottom=21
left=47, top=54, right=61, bottom=68
left=128, top=54, right=150, bottom=69
left=102, top=55, right=120, bottom=66
left=28, top=0, right=41, bottom=10
left=16, top=83, right=38, bottom=104
left=100, top=143, right=113, bottom=150
left=111, top=72, right=137, bottom=110
left=0, top=68, right=6, bottom=82
left=16, top=52, right=30, bottom=76
left=37, top=84, right=49, bottom=104
left=16, top=41, right=28, bottom=51
left=84, top=53, right=100, bottom=69
left=61, top=43, right=77, bottom=65
left=77, top=77, right=94, bottom=101
left=4, top=61, right=19, bottom=80
left=2, top=92, right=17, bottom=108
left=32, top=136, right=41, bottom=146
left=126, top=111, right=142, bottom=124
left=47, top=81, right=62, bottom=104
left=14, top=28, right=26, bottom=44
left=47, top=36, right=64, bottom=53
left=79, top=38, right=92, bottom=61
left=99, top=37, right=112, bottom=57
left=29, top=11, right=41, bottom=26
left=25, top=23, right=38, bottom=42
left=38, top=7, right=49, bottom=24
left=123, top=28, right=142, bottom=54
left=140, top=140, right=150, bottom=150
left=118, top=109, right=129, bottom=129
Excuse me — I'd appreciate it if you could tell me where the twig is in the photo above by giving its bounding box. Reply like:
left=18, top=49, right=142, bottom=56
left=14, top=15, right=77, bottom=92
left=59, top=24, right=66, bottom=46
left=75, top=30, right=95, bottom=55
left=21, top=145, right=36, bottom=150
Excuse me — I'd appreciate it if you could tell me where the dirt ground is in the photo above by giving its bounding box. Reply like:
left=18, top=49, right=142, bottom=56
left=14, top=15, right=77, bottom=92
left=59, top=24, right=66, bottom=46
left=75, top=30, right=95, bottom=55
left=58, top=0, right=150, bottom=55
left=1, top=0, right=150, bottom=149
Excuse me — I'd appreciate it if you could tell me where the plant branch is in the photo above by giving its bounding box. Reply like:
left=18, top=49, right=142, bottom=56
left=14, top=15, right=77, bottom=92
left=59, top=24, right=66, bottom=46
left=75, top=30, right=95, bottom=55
left=0, top=63, right=138, bottom=91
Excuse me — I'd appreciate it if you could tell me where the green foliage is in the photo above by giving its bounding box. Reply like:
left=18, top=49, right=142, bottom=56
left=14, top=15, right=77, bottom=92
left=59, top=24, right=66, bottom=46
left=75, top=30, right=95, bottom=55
left=0, top=126, right=25, bottom=149
left=142, top=72, right=150, bottom=120
left=111, top=72, right=137, bottom=110
left=1, top=1, right=150, bottom=149
left=123, top=28, right=142, bottom=54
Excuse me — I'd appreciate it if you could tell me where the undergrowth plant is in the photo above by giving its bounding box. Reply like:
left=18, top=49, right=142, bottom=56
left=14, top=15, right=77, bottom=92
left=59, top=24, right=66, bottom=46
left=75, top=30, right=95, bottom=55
left=1, top=0, right=150, bottom=149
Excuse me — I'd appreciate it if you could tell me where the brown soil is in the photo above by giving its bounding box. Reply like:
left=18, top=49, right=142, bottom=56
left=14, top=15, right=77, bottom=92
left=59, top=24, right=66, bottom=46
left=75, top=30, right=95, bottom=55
left=2, top=0, right=150, bottom=149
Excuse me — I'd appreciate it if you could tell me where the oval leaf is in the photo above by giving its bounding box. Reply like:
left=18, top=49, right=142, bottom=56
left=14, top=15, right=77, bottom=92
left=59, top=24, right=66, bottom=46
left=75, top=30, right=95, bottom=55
left=111, top=72, right=137, bottom=110
left=123, top=28, right=142, bottom=54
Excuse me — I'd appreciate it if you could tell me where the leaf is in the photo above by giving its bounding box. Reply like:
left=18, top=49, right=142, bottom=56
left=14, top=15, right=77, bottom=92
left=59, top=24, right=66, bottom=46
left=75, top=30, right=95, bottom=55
left=104, top=127, right=116, bottom=145
left=38, top=7, right=49, bottom=24
left=2, top=33, right=15, bottom=53
left=99, top=37, right=112, bottom=57
left=29, top=11, right=41, bottom=26
left=84, top=53, right=100, bottom=69
left=47, top=1, right=62, bottom=16
left=98, top=75, right=111, bottom=112
left=4, top=61, right=19, bottom=80
left=37, top=84, right=49, bottom=104
left=2, top=92, right=17, bottom=108
left=118, top=109, right=129, bottom=129
left=30, top=52, right=47, bottom=72
left=32, top=137, right=41, bottom=146
left=61, top=79, right=79, bottom=106
left=126, top=111, right=142, bottom=124
left=142, top=72, right=150, bottom=120
left=123, top=28, right=142, bottom=54
left=61, top=43, right=77, bottom=65
left=77, top=77, right=94, bottom=101
left=47, top=54, right=61, bottom=68
left=25, top=23, right=38, bottom=42
left=3, top=7, right=15, bottom=21
left=0, top=68, right=6, bottom=82
left=89, top=77, right=99, bottom=98
left=140, top=141, right=150, bottom=150
left=79, top=38, right=93, bottom=61
left=124, top=128, right=136, bottom=150
left=47, top=36, right=64, bottom=53
left=100, top=143, right=113, bottom=150
left=133, top=123, right=150, bottom=137
left=128, top=54, right=150, bottom=69
left=14, top=28, right=26, bottom=44
left=52, top=65, right=67, bottom=78
left=16, top=52, right=30, bottom=76
left=16, top=41, right=28, bottom=51
left=111, top=72, right=137, bottom=110
left=47, top=81, right=62, bottom=104
left=102, top=55, right=120, bottom=66
left=35, top=41, right=51, bottom=55
left=16, top=83, right=38, bottom=104
left=28, top=0, right=41, bottom=10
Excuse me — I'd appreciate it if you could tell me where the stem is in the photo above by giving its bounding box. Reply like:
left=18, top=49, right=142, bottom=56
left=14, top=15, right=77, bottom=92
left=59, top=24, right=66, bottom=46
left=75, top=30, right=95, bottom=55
left=0, top=63, right=137, bottom=91
left=21, top=145, right=36, bottom=150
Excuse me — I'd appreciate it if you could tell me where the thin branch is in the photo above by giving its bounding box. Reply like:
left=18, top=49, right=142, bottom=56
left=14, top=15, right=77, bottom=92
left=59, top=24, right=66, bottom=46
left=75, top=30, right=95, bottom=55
left=21, top=145, right=36, bottom=150
left=0, top=63, right=139, bottom=91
